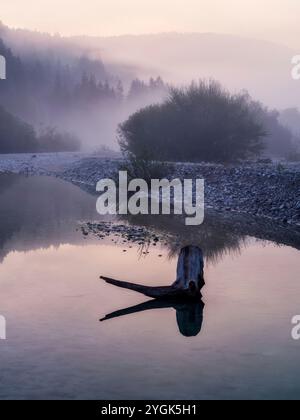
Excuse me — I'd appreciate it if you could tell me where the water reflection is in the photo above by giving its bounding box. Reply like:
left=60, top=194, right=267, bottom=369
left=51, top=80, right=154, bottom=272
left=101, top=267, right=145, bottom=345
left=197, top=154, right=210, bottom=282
left=0, top=175, right=299, bottom=399
left=0, top=174, right=101, bottom=262
left=101, top=297, right=205, bottom=337
left=101, top=245, right=206, bottom=337
left=0, top=174, right=299, bottom=266
left=121, top=212, right=300, bottom=263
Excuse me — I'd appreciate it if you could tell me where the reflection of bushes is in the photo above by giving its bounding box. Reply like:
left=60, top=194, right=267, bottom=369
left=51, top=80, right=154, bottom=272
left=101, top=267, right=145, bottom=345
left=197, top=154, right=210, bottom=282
left=120, top=210, right=300, bottom=264
left=120, top=212, right=244, bottom=264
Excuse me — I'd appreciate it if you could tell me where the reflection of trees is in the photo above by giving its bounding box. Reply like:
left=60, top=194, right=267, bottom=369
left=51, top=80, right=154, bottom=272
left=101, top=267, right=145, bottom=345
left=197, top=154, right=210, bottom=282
left=0, top=174, right=299, bottom=265
left=120, top=210, right=300, bottom=264
left=120, top=213, right=245, bottom=264
left=0, top=174, right=19, bottom=194
left=0, top=175, right=101, bottom=262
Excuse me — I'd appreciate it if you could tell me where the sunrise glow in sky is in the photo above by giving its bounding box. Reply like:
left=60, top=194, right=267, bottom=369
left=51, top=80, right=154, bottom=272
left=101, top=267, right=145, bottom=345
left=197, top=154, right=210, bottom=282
left=1, top=0, right=299, bottom=47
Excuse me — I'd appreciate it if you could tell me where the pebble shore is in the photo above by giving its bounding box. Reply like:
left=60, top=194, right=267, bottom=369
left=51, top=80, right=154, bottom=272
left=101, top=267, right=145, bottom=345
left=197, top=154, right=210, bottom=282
left=0, top=153, right=299, bottom=228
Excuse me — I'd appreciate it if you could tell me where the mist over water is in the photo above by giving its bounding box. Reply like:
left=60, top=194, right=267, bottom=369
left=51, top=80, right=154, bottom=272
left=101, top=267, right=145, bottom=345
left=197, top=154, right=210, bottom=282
left=0, top=1, right=300, bottom=401
left=0, top=175, right=299, bottom=399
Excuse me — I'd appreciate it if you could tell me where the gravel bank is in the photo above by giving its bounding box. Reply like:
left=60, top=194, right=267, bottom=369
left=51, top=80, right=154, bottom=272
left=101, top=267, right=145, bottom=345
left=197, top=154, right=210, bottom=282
left=62, top=157, right=300, bottom=228
left=0, top=153, right=299, bottom=228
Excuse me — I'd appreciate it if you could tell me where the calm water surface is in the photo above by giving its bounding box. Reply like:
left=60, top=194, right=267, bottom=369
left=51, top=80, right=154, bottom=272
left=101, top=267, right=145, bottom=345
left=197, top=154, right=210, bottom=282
left=0, top=175, right=299, bottom=400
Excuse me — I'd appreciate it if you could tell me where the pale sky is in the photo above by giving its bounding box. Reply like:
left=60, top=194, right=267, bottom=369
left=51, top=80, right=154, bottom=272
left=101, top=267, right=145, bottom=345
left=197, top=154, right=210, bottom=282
left=1, top=0, right=299, bottom=47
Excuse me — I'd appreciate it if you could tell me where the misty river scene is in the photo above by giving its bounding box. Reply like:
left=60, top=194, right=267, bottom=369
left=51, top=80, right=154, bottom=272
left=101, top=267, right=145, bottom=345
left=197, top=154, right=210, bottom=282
left=0, top=0, right=300, bottom=404
left=0, top=174, right=298, bottom=400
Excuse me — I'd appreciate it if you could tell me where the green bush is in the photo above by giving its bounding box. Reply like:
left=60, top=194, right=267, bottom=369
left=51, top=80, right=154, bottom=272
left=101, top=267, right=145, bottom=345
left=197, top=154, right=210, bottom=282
left=118, top=80, right=266, bottom=163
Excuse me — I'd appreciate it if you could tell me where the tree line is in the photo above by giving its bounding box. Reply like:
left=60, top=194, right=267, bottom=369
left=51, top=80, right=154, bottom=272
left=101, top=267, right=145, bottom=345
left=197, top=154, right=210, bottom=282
left=0, top=106, right=80, bottom=153
left=119, top=81, right=300, bottom=163
left=0, top=37, right=167, bottom=153
left=1, top=33, right=300, bottom=160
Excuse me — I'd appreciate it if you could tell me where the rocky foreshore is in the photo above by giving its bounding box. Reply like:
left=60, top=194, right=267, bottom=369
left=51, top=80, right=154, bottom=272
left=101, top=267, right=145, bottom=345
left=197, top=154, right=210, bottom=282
left=61, top=157, right=300, bottom=228
left=176, top=161, right=300, bottom=228
left=0, top=153, right=299, bottom=228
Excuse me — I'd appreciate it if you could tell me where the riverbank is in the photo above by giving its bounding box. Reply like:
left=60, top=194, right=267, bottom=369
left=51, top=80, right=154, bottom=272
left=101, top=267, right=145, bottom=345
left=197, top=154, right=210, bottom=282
left=0, top=153, right=299, bottom=228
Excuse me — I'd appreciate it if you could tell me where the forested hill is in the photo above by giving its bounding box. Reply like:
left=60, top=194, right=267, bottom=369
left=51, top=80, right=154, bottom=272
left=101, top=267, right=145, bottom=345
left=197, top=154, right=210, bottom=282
left=0, top=24, right=168, bottom=151
left=0, top=22, right=299, bottom=158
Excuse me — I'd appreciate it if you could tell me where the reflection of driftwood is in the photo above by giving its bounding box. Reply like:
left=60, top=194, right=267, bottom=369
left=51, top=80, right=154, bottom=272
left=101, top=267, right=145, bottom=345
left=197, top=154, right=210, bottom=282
left=101, top=246, right=204, bottom=299
left=100, top=297, right=205, bottom=337
left=100, top=246, right=205, bottom=336
left=101, top=278, right=186, bottom=299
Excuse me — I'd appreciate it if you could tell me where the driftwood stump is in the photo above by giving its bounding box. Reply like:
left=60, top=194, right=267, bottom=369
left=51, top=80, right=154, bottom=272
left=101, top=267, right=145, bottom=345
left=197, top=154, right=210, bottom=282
left=101, top=246, right=204, bottom=299
left=100, top=246, right=205, bottom=337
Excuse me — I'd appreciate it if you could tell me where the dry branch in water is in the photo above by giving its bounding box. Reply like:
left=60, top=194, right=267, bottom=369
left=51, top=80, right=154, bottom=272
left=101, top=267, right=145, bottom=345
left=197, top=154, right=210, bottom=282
left=101, top=245, right=205, bottom=299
